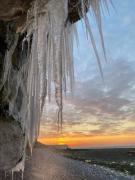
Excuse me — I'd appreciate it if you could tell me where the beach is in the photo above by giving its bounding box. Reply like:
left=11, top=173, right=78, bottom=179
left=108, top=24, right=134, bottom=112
left=23, top=144, right=134, bottom=180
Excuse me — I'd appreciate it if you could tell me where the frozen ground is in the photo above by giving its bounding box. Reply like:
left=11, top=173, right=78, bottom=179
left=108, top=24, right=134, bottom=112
left=0, top=145, right=134, bottom=180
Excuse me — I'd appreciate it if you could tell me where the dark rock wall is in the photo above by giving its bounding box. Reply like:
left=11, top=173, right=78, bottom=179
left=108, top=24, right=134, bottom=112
left=0, top=21, right=26, bottom=170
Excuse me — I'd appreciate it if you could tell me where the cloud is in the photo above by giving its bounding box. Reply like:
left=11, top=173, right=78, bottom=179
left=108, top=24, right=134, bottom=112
left=40, top=57, right=135, bottom=137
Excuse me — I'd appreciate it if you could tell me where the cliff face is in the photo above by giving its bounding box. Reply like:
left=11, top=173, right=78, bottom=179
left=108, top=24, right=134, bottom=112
left=0, top=0, right=32, bottom=20
left=0, top=21, right=26, bottom=170
left=0, top=0, right=87, bottom=27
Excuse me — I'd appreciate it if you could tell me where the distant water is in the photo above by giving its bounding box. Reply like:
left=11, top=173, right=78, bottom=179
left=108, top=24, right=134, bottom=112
left=61, top=148, right=135, bottom=176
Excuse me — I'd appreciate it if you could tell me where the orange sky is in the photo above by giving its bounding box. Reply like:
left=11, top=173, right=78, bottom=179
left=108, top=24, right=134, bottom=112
left=38, top=134, right=135, bottom=148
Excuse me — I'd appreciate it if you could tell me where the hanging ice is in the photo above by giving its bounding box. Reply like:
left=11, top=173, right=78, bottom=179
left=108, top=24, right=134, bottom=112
left=25, top=0, right=75, bottom=137
left=0, top=1, right=110, bottom=173
left=24, top=0, right=110, bottom=138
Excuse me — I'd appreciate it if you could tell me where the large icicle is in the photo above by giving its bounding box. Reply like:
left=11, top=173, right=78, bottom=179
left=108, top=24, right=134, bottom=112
left=69, top=0, right=110, bottom=78
left=25, top=0, right=75, bottom=135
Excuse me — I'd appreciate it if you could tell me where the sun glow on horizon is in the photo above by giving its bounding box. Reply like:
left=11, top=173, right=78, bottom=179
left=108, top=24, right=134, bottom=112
left=38, top=134, right=135, bottom=148
left=57, top=137, right=66, bottom=145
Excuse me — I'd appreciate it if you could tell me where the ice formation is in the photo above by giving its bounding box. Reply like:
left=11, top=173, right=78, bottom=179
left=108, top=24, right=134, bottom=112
left=0, top=0, right=110, bottom=176
left=24, top=0, right=109, bottom=137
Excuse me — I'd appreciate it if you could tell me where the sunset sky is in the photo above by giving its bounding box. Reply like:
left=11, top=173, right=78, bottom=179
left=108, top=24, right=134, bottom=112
left=39, top=0, right=135, bottom=148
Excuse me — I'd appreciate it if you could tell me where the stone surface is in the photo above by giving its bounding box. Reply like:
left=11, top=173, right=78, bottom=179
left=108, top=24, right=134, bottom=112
left=0, top=0, right=33, bottom=20
left=0, top=116, right=24, bottom=170
left=0, top=0, right=89, bottom=24
left=68, top=0, right=89, bottom=23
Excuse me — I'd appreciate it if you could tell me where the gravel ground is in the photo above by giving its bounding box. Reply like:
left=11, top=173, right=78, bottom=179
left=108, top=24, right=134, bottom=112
left=0, top=147, right=134, bottom=180
left=24, top=147, right=134, bottom=180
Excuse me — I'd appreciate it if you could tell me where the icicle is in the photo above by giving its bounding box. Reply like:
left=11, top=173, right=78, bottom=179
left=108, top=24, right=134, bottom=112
left=11, top=159, right=24, bottom=180
left=91, top=0, right=107, bottom=62
left=76, top=0, right=111, bottom=79
left=11, top=170, right=14, bottom=180
left=84, top=14, right=104, bottom=80
left=4, top=171, right=7, bottom=179
left=24, top=0, right=75, bottom=133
